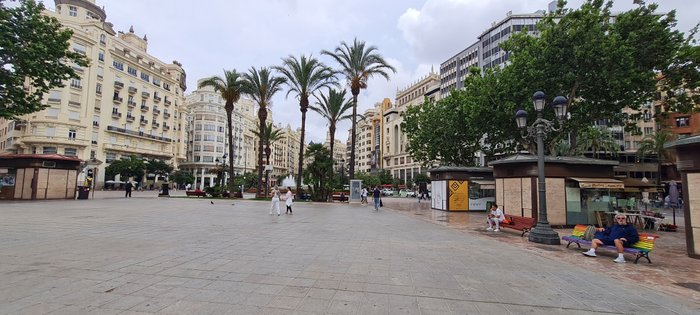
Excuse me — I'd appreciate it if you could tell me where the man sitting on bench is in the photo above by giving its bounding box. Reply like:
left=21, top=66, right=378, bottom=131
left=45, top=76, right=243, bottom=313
left=486, top=203, right=504, bottom=232
left=582, top=214, right=639, bottom=263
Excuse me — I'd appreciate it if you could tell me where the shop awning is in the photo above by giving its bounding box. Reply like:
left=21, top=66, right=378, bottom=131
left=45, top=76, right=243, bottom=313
left=569, top=177, right=624, bottom=189
left=624, top=188, right=641, bottom=193
left=471, top=180, right=496, bottom=190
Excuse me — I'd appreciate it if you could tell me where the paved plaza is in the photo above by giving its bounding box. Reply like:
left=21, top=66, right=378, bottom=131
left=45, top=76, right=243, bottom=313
left=1, top=193, right=699, bottom=314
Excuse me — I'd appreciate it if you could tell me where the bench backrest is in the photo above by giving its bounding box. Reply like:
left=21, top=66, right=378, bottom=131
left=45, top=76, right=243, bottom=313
left=571, top=224, right=588, bottom=238
left=508, top=215, right=536, bottom=226
left=631, top=233, right=659, bottom=252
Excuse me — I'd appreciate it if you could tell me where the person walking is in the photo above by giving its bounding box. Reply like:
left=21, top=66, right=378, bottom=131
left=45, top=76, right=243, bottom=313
left=270, top=187, right=281, bottom=216
left=372, top=186, right=381, bottom=211
left=285, top=187, right=293, bottom=214
left=124, top=181, right=133, bottom=198
left=361, top=187, right=368, bottom=205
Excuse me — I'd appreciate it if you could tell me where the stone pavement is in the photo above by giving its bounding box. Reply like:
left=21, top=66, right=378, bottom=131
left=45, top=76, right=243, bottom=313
left=0, top=194, right=697, bottom=314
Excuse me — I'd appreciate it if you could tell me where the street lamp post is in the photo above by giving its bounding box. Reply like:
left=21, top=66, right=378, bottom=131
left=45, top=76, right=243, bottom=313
left=515, top=91, right=568, bottom=245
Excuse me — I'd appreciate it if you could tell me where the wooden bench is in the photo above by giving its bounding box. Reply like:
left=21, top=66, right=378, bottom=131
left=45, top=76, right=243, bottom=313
left=185, top=191, right=206, bottom=197
left=500, top=214, right=537, bottom=237
left=562, top=224, right=659, bottom=264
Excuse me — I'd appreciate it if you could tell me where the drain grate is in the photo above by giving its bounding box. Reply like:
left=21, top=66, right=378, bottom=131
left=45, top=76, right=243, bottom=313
left=675, top=282, right=700, bottom=292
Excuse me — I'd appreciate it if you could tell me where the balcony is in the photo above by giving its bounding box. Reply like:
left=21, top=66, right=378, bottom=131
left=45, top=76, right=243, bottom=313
left=106, top=125, right=172, bottom=143
left=153, top=96, right=161, bottom=103
left=114, top=81, right=124, bottom=89
left=163, top=125, right=170, bottom=131
left=92, top=121, right=99, bottom=127
left=142, top=92, right=150, bottom=98
left=151, top=122, right=160, bottom=129
left=126, top=115, right=135, bottom=122
left=111, top=111, right=122, bottom=119
left=127, top=100, right=136, bottom=107
left=163, top=112, right=170, bottom=119
left=112, top=96, right=123, bottom=103
left=128, top=87, right=137, bottom=94
left=140, top=105, right=149, bottom=112
left=94, top=105, right=101, bottom=112
left=164, top=99, right=171, bottom=106
left=140, top=119, right=148, bottom=125
left=153, top=109, right=160, bottom=115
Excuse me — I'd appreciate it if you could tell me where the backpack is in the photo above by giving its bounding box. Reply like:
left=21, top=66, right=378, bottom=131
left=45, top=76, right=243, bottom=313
left=583, top=225, right=597, bottom=241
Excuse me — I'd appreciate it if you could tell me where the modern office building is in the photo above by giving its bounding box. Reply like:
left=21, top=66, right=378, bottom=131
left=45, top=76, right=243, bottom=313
left=179, top=80, right=258, bottom=189
left=0, top=0, right=188, bottom=187
left=384, top=71, right=440, bottom=184
left=440, top=10, right=545, bottom=96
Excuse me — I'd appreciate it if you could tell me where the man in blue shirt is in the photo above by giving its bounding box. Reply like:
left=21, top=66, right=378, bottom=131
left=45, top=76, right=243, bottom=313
left=583, top=214, right=639, bottom=263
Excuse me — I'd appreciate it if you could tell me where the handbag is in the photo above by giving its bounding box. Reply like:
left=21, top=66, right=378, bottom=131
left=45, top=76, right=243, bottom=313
left=379, top=199, right=384, bottom=207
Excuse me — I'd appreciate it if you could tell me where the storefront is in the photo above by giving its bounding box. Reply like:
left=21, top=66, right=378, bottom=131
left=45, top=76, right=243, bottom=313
left=0, top=154, right=82, bottom=200
left=428, top=166, right=494, bottom=211
left=490, top=154, right=620, bottom=226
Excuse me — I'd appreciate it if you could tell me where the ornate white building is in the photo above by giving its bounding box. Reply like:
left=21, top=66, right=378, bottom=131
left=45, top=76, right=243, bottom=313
left=0, top=0, right=188, bottom=187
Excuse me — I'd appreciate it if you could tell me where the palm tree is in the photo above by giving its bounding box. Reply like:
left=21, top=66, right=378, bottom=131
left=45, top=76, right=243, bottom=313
left=310, top=88, right=353, bottom=168
left=241, top=67, right=286, bottom=196
left=322, top=38, right=395, bottom=179
left=575, top=125, right=620, bottom=159
left=198, top=70, right=244, bottom=194
left=637, top=129, right=675, bottom=185
left=252, top=122, right=284, bottom=195
left=274, top=55, right=337, bottom=195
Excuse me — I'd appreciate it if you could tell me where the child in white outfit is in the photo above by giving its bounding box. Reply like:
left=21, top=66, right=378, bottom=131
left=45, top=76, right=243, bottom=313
left=270, top=188, right=281, bottom=216
left=487, top=203, right=504, bottom=232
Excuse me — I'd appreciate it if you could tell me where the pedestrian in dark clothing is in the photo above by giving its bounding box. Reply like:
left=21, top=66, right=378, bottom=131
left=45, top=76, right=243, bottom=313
left=372, top=186, right=381, bottom=211
left=125, top=181, right=133, bottom=198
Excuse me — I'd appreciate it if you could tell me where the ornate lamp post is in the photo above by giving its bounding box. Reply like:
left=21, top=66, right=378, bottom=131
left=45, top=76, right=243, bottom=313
left=515, top=91, right=568, bottom=245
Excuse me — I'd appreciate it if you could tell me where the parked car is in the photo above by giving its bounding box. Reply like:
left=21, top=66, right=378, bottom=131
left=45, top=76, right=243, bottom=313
left=399, top=189, right=415, bottom=197
left=381, top=188, right=395, bottom=196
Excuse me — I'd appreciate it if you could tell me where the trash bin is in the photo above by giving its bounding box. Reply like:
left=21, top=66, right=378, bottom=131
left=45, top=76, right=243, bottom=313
left=77, top=186, right=90, bottom=199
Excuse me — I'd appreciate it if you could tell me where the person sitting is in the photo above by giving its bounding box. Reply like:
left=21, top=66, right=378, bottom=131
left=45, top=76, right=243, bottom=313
left=582, top=214, right=640, bottom=263
left=486, top=203, right=504, bottom=232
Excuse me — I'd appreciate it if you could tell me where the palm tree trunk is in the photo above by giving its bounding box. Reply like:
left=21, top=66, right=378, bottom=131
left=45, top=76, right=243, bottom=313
left=296, top=101, right=307, bottom=196
left=226, top=107, right=234, bottom=195
left=257, top=108, right=267, bottom=197
left=265, top=147, right=271, bottom=196
left=656, top=161, right=662, bottom=185
left=349, top=94, right=358, bottom=179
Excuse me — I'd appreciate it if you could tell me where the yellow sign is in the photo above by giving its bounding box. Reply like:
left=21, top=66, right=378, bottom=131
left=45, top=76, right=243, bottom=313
left=579, top=182, right=623, bottom=189
left=448, top=180, right=469, bottom=211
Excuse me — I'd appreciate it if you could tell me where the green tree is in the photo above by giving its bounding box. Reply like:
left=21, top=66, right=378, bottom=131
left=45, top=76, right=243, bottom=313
left=241, top=67, right=286, bottom=196
left=413, top=173, right=430, bottom=185
left=0, top=0, right=89, bottom=119
left=274, top=55, right=337, bottom=195
left=303, top=143, right=334, bottom=201
left=354, top=171, right=379, bottom=188
left=198, top=70, right=244, bottom=193
left=498, top=0, right=697, bottom=151
left=171, top=170, right=194, bottom=189
left=104, top=156, right=145, bottom=183
left=322, top=38, right=396, bottom=179
left=252, top=122, right=284, bottom=195
left=310, top=88, right=353, bottom=168
left=637, top=129, right=675, bottom=185
left=377, top=170, right=393, bottom=185
left=145, top=159, right=173, bottom=178
left=574, top=126, right=620, bottom=158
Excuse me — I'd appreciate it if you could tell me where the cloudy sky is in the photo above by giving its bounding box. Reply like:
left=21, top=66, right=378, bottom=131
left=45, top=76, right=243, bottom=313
left=89, top=0, right=698, bottom=144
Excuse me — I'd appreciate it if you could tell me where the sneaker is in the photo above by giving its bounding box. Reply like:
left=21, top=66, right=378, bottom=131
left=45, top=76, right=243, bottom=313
left=494, top=229, right=500, bottom=232
left=582, top=251, right=596, bottom=257
left=486, top=227, right=493, bottom=231
left=613, top=257, right=626, bottom=263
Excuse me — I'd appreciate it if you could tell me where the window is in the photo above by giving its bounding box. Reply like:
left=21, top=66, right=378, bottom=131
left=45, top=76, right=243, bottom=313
left=46, top=108, right=59, bottom=118
left=64, top=148, right=77, bottom=156
left=73, top=43, right=86, bottom=55
left=48, top=90, right=61, bottom=102
left=69, top=6, right=77, bottom=17
left=43, top=147, right=57, bottom=154
left=98, top=52, right=104, bottom=62
left=202, top=156, right=214, bottom=162
left=92, top=131, right=98, bottom=144
left=106, top=152, right=116, bottom=163
left=140, top=72, right=150, bottom=82
left=644, top=127, right=654, bottom=135
left=113, top=60, right=124, bottom=71
left=99, top=34, right=106, bottom=44
left=675, top=117, right=690, bottom=127
left=127, top=66, right=137, bottom=76
left=70, top=78, right=82, bottom=89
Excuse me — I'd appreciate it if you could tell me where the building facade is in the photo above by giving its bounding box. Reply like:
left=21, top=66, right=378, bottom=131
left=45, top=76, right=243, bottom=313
left=0, top=0, right=188, bottom=187
left=384, top=71, right=440, bottom=184
left=347, top=102, right=383, bottom=174
left=269, top=124, right=301, bottom=187
left=179, top=80, right=258, bottom=189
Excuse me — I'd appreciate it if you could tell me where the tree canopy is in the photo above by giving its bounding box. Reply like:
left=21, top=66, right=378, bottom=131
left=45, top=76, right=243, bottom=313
left=0, top=0, right=89, bottom=119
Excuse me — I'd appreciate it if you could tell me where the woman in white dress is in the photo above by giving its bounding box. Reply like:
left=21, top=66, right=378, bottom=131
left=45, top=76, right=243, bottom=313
left=285, top=187, right=293, bottom=214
